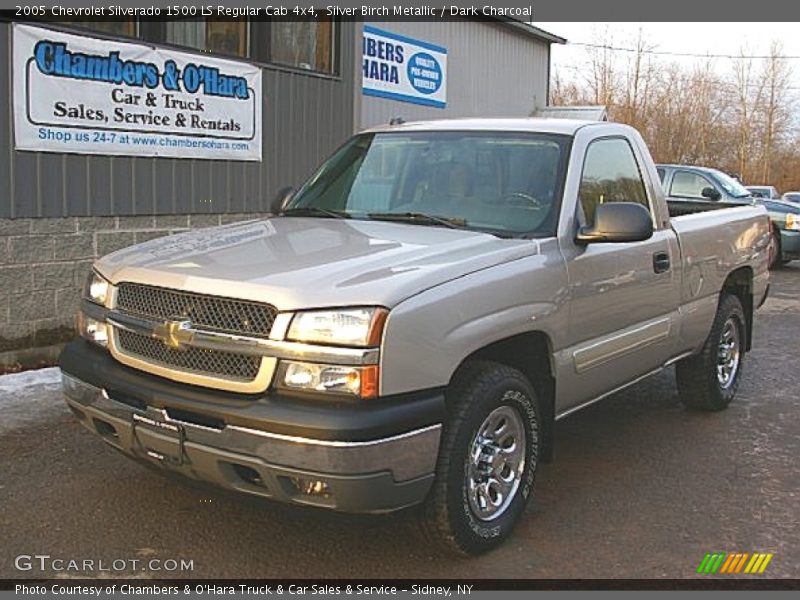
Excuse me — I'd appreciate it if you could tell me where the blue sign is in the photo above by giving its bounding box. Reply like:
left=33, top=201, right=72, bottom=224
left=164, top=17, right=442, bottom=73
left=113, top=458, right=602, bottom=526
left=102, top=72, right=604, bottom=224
left=362, top=26, right=447, bottom=109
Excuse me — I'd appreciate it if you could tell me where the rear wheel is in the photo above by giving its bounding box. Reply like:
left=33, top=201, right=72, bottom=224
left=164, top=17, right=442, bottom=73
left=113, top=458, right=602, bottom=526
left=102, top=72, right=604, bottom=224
left=421, top=361, right=540, bottom=555
left=676, top=294, right=745, bottom=411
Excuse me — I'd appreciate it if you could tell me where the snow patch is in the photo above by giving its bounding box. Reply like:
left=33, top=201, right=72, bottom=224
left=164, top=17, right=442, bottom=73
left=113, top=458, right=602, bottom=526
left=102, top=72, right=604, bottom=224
left=0, top=366, right=61, bottom=392
left=0, top=367, right=67, bottom=434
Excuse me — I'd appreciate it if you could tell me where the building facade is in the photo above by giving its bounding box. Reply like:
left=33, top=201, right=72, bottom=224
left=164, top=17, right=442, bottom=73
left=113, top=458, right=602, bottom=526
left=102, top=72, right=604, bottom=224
left=361, top=20, right=558, bottom=128
left=0, top=17, right=562, bottom=368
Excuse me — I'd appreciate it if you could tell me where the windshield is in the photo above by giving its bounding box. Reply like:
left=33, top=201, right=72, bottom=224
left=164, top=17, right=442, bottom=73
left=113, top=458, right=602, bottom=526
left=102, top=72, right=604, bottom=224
left=710, top=170, right=751, bottom=198
left=287, top=131, right=570, bottom=236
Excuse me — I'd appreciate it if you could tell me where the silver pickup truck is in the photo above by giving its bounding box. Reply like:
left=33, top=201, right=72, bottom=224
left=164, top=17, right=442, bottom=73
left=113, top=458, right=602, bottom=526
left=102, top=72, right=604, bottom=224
left=60, top=119, right=770, bottom=555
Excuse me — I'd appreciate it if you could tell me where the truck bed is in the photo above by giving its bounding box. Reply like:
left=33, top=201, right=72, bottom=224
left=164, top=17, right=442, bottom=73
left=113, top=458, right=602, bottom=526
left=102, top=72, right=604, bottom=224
left=667, top=198, right=754, bottom=218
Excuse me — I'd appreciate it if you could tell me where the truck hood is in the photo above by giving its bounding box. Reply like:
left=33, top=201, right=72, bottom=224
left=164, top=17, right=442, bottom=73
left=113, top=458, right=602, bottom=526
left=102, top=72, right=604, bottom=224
left=96, top=217, right=540, bottom=310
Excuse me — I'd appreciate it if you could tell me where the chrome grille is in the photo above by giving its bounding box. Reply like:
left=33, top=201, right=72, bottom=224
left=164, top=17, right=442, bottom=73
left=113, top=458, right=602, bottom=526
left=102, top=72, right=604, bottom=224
left=116, top=283, right=277, bottom=338
left=117, top=329, right=261, bottom=382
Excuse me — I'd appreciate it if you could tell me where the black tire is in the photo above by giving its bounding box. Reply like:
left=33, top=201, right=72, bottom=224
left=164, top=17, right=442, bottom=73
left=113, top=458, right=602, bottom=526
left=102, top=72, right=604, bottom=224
left=676, top=294, right=746, bottom=411
left=421, top=360, right=540, bottom=556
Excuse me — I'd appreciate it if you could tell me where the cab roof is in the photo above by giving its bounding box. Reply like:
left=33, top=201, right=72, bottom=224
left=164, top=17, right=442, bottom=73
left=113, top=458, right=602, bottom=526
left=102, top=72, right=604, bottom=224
left=362, top=117, right=609, bottom=136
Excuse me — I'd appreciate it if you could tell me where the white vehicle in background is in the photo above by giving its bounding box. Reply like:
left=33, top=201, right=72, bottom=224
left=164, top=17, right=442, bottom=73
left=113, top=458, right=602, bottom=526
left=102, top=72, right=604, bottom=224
left=747, top=185, right=780, bottom=199
left=781, top=191, right=800, bottom=205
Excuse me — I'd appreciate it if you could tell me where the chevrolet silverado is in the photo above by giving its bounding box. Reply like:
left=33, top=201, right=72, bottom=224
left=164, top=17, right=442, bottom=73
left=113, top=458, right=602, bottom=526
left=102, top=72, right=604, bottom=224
left=60, top=119, right=770, bottom=555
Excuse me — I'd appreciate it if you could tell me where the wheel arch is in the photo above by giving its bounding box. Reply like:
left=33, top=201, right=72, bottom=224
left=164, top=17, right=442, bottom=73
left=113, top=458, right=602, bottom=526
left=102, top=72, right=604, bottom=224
left=721, top=266, right=754, bottom=351
left=450, top=331, right=556, bottom=463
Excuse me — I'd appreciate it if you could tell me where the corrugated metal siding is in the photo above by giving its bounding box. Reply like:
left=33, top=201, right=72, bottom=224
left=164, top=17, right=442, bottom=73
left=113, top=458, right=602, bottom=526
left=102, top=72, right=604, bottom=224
left=360, top=21, right=551, bottom=129
left=0, top=21, right=357, bottom=218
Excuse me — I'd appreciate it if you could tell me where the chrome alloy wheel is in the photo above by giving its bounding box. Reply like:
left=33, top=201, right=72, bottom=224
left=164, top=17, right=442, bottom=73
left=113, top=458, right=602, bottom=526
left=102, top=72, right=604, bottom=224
left=466, top=403, right=526, bottom=521
left=717, top=317, right=741, bottom=389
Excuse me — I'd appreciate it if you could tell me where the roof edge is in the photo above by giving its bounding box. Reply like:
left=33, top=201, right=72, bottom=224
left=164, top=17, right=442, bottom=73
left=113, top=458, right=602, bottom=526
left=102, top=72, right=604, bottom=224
left=489, top=18, right=566, bottom=45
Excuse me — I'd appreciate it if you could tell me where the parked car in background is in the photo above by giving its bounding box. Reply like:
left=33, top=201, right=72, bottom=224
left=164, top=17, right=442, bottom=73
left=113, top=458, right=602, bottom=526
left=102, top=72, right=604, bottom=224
left=657, top=164, right=789, bottom=268
left=781, top=191, right=800, bottom=205
left=656, top=164, right=755, bottom=214
left=759, top=199, right=800, bottom=266
left=747, top=185, right=781, bottom=199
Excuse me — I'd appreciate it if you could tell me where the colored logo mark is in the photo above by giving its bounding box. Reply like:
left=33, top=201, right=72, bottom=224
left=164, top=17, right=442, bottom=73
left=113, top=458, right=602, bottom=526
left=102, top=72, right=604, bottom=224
left=407, top=52, right=443, bottom=95
left=697, top=552, right=774, bottom=574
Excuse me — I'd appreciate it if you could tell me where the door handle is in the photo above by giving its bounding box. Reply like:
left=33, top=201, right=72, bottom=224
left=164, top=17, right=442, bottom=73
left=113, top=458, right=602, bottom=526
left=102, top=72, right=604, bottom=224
left=653, top=251, right=671, bottom=274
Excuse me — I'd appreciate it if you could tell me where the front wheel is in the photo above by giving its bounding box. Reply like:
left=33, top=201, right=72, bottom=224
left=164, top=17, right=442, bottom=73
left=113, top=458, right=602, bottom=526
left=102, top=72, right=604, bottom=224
left=676, top=294, right=746, bottom=411
left=421, top=361, right=540, bottom=555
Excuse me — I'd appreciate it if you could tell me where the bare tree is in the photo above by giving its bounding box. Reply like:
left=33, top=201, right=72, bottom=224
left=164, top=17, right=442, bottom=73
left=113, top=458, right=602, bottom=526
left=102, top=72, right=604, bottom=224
left=758, top=42, right=793, bottom=182
left=548, top=32, right=800, bottom=190
left=584, top=26, right=618, bottom=107
left=731, top=49, right=759, bottom=181
left=619, top=28, right=655, bottom=132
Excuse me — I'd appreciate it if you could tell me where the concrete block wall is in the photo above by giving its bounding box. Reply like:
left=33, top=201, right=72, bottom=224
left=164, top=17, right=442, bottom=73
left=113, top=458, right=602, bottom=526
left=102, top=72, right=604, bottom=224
left=0, top=213, right=264, bottom=370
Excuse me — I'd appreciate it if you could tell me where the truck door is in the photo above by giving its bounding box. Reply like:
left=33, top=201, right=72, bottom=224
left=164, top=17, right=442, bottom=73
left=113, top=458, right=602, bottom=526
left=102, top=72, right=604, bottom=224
left=558, top=136, right=682, bottom=413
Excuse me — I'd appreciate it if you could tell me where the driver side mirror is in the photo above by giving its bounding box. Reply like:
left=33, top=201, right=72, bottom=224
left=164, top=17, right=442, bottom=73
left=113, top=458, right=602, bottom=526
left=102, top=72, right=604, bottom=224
left=701, top=186, right=722, bottom=201
left=576, top=202, right=654, bottom=244
left=270, top=186, right=295, bottom=214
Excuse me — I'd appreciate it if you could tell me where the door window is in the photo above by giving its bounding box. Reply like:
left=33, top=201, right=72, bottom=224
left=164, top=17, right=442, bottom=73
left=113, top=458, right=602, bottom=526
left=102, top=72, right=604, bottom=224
left=578, top=138, right=650, bottom=225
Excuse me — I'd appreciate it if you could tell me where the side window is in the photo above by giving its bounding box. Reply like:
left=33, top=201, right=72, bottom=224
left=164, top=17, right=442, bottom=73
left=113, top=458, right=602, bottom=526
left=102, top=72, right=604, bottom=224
left=56, top=20, right=136, bottom=37
left=670, top=171, right=715, bottom=199
left=579, top=138, right=649, bottom=225
left=270, top=19, right=335, bottom=73
left=656, top=167, right=666, bottom=183
left=165, top=19, right=248, bottom=57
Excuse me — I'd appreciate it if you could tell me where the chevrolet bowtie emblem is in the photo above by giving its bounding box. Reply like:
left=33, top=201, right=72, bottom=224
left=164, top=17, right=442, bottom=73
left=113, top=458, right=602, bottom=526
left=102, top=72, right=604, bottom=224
left=153, top=319, right=193, bottom=349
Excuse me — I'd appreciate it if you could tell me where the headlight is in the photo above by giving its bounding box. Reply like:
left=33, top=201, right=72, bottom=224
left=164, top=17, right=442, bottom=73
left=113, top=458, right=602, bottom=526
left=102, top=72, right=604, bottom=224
left=76, top=312, right=108, bottom=348
left=786, top=213, right=800, bottom=231
left=287, top=307, right=387, bottom=347
left=276, top=361, right=379, bottom=399
left=83, top=270, right=111, bottom=306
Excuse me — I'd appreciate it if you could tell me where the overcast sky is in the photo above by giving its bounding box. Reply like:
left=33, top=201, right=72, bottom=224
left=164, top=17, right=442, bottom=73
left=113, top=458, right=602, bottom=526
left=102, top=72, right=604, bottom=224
left=537, top=23, right=800, bottom=90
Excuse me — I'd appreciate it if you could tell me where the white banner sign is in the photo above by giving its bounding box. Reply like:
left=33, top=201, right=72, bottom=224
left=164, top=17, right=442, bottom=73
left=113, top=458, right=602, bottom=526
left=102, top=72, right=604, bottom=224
left=13, top=24, right=262, bottom=161
left=362, top=26, right=447, bottom=108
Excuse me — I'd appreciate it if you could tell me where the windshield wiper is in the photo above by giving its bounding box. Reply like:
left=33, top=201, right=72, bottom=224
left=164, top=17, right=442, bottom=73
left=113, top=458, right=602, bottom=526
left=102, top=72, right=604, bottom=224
left=368, top=212, right=467, bottom=229
left=281, top=206, right=350, bottom=219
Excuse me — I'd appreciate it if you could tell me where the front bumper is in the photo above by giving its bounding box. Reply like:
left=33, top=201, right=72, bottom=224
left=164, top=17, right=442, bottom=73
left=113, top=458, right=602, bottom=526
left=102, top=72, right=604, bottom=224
left=60, top=341, right=444, bottom=513
left=779, top=229, right=800, bottom=260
